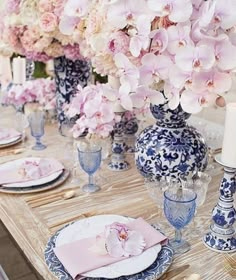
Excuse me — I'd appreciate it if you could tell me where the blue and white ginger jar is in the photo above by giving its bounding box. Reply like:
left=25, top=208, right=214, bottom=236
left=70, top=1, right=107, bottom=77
left=135, top=103, right=208, bottom=179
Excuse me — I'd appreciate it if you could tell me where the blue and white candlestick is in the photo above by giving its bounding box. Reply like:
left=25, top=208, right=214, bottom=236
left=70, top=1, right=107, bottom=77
left=108, top=113, right=130, bottom=171
left=203, top=154, right=236, bottom=253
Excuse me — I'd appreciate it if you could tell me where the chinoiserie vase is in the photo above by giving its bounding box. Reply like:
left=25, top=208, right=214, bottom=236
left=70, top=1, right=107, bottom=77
left=124, top=115, right=139, bottom=153
left=135, top=103, right=208, bottom=180
left=54, top=56, right=91, bottom=126
left=26, top=59, right=35, bottom=80
left=108, top=112, right=130, bottom=171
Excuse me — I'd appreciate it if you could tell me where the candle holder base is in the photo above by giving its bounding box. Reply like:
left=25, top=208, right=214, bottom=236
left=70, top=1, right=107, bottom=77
left=203, top=154, right=236, bottom=253
left=203, top=225, right=236, bottom=253
left=107, top=161, right=130, bottom=171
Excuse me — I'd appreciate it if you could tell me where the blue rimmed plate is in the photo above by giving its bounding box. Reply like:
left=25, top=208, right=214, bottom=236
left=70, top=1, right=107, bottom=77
left=44, top=218, right=173, bottom=280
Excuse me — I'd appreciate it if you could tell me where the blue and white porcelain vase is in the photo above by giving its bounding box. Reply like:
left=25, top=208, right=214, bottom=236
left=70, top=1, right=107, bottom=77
left=108, top=112, right=130, bottom=171
left=54, top=56, right=91, bottom=126
left=135, top=103, right=208, bottom=179
left=124, top=116, right=139, bottom=153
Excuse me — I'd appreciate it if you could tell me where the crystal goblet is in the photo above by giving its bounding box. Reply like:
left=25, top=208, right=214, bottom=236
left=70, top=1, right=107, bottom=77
left=164, top=188, right=197, bottom=254
left=181, top=172, right=212, bottom=237
left=78, top=144, right=102, bottom=193
left=145, top=176, right=180, bottom=231
left=28, top=111, right=46, bottom=150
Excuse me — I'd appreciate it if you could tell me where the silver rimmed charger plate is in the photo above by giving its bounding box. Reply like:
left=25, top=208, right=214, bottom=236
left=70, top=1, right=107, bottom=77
left=44, top=222, right=173, bottom=280
left=0, top=169, right=70, bottom=194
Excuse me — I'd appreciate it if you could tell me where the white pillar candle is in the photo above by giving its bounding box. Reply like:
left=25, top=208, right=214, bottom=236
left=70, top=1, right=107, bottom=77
left=221, top=103, right=236, bottom=167
left=0, top=56, right=12, bottom=86
left=12, top=57, right=26, bottom=85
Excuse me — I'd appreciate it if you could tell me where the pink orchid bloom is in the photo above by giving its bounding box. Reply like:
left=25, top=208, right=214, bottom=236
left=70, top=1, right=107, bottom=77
left=202, top=38, right=236, bottom=71
left=175, top=45, right=215, bottom=72
left=192, top=70, right=232, bottom=94
left=59, top=16, right=80, bottom=35
left=102, top=83, right=133, bottom=112
left=64, top=0, right=90, bottom=18
left=147, top=0, right=193, bottom=23
left=114, top=53, right=139, bottom=92
left=130, top=86, right=165, bottom=108
left=164, top=82, right=181, bottom=110
left=140, top=53, right=173, bottom=85
left=169, top=65, right=193, bottom=89
left=167, top=24, right=193, bottom=55
left=129, top=15, right=152, bottom=57
left=105, top=222, right=146, bottom=258
left=149, top=28, right=168, bottom=54
left=107, top=0, right=149, bottom=29
left=211, top=0, right=236, bottom=30
left=180, top=89, right=217, bottom=114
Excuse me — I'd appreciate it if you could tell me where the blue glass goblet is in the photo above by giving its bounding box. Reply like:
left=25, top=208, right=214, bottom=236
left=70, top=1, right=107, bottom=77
left=28, top=111, right=46, bottom=150
left=78, top=145, right=102, bottom=193
left=164, top=188, right=197, bottom=254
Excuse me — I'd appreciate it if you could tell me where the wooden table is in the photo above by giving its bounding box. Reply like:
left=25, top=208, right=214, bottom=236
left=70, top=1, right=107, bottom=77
left=0, top=106, right=235, bottom=280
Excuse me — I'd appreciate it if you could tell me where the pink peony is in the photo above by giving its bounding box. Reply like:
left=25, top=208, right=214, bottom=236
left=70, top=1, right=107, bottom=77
left=108, top=31, right=130, bottom=55
left=39, top=12, right=58, bottom=32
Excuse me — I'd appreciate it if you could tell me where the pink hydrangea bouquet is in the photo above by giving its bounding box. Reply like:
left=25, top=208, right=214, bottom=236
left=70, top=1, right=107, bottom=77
left=61, top=0, right=236, bottom=114
left=64, top=83, right=121, bottom=138
left=2, top=78, right=56, bottom=110
left=0, top=0, right=87, bottom=61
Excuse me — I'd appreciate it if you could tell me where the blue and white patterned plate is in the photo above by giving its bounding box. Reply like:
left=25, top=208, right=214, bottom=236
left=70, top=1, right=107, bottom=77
left=44, top=222, right=173, bottom=280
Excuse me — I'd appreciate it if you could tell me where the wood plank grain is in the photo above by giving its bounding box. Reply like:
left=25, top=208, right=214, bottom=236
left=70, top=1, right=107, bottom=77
left=0, top=107, right=235, bottom=280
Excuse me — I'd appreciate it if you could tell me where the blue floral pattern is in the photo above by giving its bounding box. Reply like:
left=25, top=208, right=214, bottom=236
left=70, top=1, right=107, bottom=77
left=44, top=222, right=174, bottom=280
left=204, top=167, right=236, bottom=252
left=54, top=56, right=91, bottom=125
left=135, top=103, right=208, bottom=179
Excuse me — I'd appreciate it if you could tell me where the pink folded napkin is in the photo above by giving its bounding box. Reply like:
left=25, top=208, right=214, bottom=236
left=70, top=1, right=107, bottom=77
left=54, top=218, right=167, bottom=279
left=0, top=128, right=21, bottom=141
left=0, top=158, right=64, bottom=185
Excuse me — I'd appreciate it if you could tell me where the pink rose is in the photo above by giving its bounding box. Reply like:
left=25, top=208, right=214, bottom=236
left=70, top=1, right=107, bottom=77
left=39, top=12, right=58, bottom=33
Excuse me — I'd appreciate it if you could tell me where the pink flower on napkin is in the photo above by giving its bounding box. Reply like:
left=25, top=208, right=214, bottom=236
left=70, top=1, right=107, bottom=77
left=104, top=222, right=146, bottom=258
left=20, top=159, right=52, bottom=179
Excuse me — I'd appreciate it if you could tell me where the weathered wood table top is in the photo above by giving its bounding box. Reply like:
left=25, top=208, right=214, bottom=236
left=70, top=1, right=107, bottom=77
left=0, top=106, right=235, bottom=280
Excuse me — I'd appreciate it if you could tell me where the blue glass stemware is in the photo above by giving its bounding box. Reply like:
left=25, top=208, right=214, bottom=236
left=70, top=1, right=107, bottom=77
left=28, top=111, right=46, bottom=150
left=164, top=188, right=197, bottom=254
left=78, top=145, right=102, bottom=193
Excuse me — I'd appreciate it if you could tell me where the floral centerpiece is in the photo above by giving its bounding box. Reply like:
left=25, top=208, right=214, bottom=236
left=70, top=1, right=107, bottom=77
left=62, top=0, right=236, bottom=177
left=64, top=83, right=120, bottom=138
left=0, top=0, right=92, bottom=125
left=60, top=0, right=236, bottom=114
left=2, top=78, right=56, bottom=111
left=0, top=0, right=86, bottom=61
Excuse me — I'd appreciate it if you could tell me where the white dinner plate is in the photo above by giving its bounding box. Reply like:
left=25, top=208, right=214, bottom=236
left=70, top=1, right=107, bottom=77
left=0, top=135, right=21, bottom=145
left=1, top=157, right=64, bottom=188
left=55, top=214, right=162, bottom=279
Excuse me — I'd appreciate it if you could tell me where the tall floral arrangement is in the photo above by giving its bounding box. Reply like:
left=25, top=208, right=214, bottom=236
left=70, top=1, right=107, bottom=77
left=61, top=0, right=236, bottom=115
left=0, top=0, right=87, bottom=61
